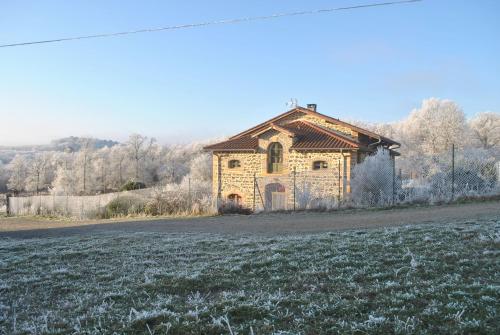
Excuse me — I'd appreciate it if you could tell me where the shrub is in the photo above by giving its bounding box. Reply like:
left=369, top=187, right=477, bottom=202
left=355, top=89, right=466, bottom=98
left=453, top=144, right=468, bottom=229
left=120, top=180, right=146, bottom=191
left=351, top=149, right=394, bottom=206
left=218, top=201, right=252, bottom=215
left=105, top=196, right=145, bottom=218
left=144, top=200, right=159, bottom=216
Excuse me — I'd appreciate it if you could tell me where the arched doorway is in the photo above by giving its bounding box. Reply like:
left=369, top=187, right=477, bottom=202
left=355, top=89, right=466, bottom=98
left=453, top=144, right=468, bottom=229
left=265, top=183, right=286, bottom=210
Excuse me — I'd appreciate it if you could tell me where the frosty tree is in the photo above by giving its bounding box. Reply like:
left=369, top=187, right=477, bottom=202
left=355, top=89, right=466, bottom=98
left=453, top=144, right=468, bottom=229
left=109, top=145, right=128, bottom=189
left=0, top=161, right=8, bottom=193
left=7, top=155, right=27, bottom=194
left=403, top=98, right=467, bottom=155
left=469, top=111, right=500, bottom=152
left=75, top=138, right=95, bottom=194
left=126, top=134, right=155, bottom=181
left=24, top=153, right=51, bottom=194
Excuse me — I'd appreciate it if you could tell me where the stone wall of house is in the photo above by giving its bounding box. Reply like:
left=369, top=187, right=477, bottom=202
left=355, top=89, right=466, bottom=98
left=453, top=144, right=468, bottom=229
left=213, top=148, right=359, bottom=210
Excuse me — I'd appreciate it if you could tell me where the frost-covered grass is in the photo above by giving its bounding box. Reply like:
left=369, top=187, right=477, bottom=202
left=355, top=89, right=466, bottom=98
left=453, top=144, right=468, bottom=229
left=0, top=220, right=499, bottom=334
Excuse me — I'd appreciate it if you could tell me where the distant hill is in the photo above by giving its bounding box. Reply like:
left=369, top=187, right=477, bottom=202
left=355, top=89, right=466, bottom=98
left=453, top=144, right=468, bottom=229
left=0, top=137, right=119, bottom=164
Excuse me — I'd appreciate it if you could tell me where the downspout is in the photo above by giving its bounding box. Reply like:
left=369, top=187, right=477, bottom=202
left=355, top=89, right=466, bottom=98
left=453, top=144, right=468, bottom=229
left=340, top=149, right=348, bottom=197
left=368, top=137, right=382, bottom=151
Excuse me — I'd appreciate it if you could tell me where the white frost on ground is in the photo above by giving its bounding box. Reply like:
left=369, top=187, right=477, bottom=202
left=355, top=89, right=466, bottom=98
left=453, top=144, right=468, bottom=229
left=0, top=219, right=499, bottom=334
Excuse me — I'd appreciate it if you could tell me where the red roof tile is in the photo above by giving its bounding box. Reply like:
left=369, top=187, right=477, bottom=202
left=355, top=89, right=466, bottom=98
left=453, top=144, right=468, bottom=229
left=228, top=107, right=398, bottom=145
left=204, top=120, right=363, bottom=152
left=282, top=121, right=360, bottom=150
left=203, top=136, right=258, bottom=152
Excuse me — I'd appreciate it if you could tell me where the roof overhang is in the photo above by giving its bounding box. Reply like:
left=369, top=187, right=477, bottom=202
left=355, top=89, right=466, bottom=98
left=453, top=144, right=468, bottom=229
left=204, top=149, right=257, bottom=153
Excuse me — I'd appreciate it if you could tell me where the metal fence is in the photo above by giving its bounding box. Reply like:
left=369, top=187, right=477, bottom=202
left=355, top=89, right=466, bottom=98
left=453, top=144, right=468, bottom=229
left=7, top=189, right=149, bottom=219
left=254, top=146, right=499, bottom=211
left=6, top=179, right=212, bottom=219
left=5, top=146, right=499, bottom=217
left=0, top=194, right=6, bottom=214
left=254, top=169, right=344, bottom=211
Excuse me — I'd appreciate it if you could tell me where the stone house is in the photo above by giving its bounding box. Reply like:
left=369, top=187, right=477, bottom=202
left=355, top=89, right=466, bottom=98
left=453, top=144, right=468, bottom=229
left=204, top=105, right=399, bottom=210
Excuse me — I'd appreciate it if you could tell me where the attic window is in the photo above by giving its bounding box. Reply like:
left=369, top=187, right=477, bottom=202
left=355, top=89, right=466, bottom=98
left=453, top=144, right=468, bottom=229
left=228, top=160, right=241, bottom=169
left=313, top=161, right=328, bottom=170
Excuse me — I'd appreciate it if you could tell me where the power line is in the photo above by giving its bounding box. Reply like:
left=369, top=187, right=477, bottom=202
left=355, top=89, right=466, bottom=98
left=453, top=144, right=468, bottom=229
left=0, top=0, right=422, bottom=48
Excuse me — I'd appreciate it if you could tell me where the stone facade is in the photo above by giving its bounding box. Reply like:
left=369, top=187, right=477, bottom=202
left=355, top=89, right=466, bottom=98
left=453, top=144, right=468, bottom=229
left=211, top=111, right=363, bottom=210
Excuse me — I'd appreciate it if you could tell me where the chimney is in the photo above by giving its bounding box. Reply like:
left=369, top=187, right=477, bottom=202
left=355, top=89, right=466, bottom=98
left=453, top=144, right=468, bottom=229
left=307, top=104, right=317, bottom=112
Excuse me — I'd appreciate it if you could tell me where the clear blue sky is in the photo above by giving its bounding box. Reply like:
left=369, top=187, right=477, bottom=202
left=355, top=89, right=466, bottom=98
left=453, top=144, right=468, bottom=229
left=1, top=0, right=499, bottom=145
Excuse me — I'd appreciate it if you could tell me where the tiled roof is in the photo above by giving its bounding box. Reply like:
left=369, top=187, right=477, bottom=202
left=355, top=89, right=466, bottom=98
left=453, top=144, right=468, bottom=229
left=282, top=121, right=360, bottom=150
left=203, top=136, right=258, bottom=152
left=204, top=120, right=361, bottom=152
left=228, top=106, right=399, bottom=146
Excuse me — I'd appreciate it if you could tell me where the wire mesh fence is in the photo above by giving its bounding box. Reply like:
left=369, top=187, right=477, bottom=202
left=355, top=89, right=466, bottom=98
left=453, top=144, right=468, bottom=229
left=395, top=148, right=500, bottom=205
left=254, top=146, right=499, bottom=212
left=254, top=166, right=346, bottom=211
left=0, top=194, right=7, bottom=214
left=6, top=179, right=213, bottom=219
left=5, top=146, right=500, bottom=217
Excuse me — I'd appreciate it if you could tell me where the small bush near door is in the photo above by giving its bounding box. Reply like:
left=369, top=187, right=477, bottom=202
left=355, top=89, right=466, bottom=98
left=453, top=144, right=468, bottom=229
left=218, top=201, right=252, bottom=215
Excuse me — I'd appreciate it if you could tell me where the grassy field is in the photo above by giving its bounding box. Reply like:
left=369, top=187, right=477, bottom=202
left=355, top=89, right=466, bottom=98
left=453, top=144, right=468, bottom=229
left=0, top=219, right=499, bottom=334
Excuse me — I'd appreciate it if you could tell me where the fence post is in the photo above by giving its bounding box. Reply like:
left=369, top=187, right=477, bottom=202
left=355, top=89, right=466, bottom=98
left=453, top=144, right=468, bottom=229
left=338, top=159, right=341, bottom=203
left=293, top=167, right=296, bottom=211
left=253, top=173, right=256, bottom=212
left=451, top=143, right=455, bottom=201
left=392, top=157, right=396, bottom=206
left=5, top=193, right=10, bottom=216
left=255, top=179, right=265, bottom=211
left=188, top=177, right=192, bottom=210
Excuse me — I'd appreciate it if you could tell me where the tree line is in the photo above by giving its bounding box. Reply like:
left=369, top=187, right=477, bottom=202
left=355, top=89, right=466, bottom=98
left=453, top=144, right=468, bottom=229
left=0, top=98, right=498, bottom=196
left=0, top=134, right=213, bottom=196
left=352, top=98, right=499, bottom=175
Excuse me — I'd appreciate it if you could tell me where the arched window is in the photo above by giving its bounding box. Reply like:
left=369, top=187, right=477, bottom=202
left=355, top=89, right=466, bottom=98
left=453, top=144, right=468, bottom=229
left=268, top=142, right=283, bottom=173
left=313, top=160, right=328, bottom=170
left=228, top=160, right=241, bottom=169
left=227, top=193, right=242, bottom=205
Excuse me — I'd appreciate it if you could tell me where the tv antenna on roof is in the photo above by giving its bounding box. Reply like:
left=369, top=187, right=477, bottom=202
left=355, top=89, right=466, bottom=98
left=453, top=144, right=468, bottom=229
left=286, top=98, right=298, bottom=110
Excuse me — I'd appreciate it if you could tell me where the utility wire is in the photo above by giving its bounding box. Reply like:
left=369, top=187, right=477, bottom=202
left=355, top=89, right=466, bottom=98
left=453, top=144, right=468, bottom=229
left=0, top=0, right=421, bottom=48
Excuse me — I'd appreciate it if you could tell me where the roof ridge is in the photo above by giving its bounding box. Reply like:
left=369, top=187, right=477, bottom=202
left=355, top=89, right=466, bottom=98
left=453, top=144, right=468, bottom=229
left=229, top=108, right=300, bottom=140
left=251, top=123, right=295, bottom=138
left=293, top=119, right=360, bottom=147
left=229, top=106, right=398, bottom=145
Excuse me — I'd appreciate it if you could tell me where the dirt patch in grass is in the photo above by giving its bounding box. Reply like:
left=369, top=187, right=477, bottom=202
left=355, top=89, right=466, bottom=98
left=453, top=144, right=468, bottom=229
left=0, top=200, right=498, bottom=238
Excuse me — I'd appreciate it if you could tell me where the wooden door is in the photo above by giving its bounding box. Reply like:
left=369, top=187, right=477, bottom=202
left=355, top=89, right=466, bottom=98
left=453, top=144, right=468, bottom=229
left=271, top=192, right=286, bottom=210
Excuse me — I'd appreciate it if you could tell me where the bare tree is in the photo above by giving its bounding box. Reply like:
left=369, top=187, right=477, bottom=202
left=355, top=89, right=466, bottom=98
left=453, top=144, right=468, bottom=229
left=92, top=147, right=110, bottom=193
left=126, top=134, right=155, bottom=182
left=110, top=145, right=127, bottom=188
left=7, top=155, right=27, bottom=194
left=75, top=138, right=94, bottom=194
left=25, top=153, right=51, bottom=194
left=0, top=161, right=6, bottom=193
